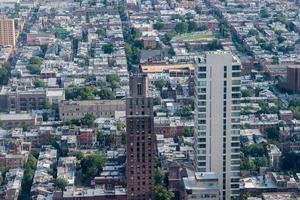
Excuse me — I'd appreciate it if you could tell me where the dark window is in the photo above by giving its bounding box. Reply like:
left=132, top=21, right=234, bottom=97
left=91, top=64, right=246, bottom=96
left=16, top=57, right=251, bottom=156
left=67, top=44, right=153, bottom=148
left=137, top=83, right=142, bottom=95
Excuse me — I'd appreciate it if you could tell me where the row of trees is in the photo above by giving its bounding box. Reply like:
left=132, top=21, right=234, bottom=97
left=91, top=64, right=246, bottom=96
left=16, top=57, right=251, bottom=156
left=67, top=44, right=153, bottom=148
left=289, top=99, right=300, bottom=120
left=154, top=167, right=174, bottom=200
left=0, top=61, right=12, bottom=85
left=19, top=154, right=37, bottom=200
left=65, top=86, right=114, bottom=100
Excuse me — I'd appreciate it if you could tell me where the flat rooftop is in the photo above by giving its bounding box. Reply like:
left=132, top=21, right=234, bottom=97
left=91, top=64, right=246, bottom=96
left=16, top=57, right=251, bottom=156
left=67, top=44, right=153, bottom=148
left=141, top=63, right=195, bottom=73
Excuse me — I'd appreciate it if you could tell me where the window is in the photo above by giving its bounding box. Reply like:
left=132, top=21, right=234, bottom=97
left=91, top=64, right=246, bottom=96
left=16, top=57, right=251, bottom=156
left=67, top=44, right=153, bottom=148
left=198, top=73, right=206, bottom=78
left=137, top=83, right=142, bottom=95
left=198, top=95, right=206, bottom=100
left=199, top=66, right=206, bottom=72
left=231, top=143, right=240, bottom=148
left=232, top=80, right=241, bottom=85
left=232, top=87, right=240, bottom=92
left=199, top=81, right=206, bottom=86
left=199, top=101, right=206, bottom=106
left=232, top=65, right=240, bottom=71
left=232, top=72, right=240, bottom=77
left=199, top=88, right=206, bottom=93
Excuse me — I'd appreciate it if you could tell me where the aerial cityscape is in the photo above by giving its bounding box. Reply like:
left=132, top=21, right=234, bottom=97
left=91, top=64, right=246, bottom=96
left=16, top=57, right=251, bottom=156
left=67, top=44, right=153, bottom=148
left=0, top=0, right=300, bottom=199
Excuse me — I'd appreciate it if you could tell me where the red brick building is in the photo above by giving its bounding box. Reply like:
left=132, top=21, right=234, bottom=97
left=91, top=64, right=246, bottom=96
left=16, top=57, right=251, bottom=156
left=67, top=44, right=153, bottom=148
left=286, top=65, right=300, bottom=93
left=126, top=74, right=155, bottom=200
left=78, top=128, right=97, bottom=147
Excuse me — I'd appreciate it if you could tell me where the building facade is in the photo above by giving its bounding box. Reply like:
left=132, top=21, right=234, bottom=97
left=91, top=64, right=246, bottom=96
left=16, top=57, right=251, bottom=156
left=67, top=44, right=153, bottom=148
left=286, top=65, right=300, bottom=93
left=126, top=74, right=155, bottom=200
left=0, top=15, right=16, bottom=48
left=59, top=100, right=125, bottom=121
left=194, top=51, right=241, bottom=199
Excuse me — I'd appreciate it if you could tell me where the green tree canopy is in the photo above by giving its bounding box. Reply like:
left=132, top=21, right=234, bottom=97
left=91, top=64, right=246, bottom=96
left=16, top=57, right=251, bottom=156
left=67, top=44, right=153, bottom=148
left=242, top=144, right=265, bottom=157
left=183, top=127, right=194, bottom=137
left=98, top=88, right=114, bottom=100
left=81, top=154, right=106, bottom=181
left=175, top=22, right=188, bottom=34
left=55, top=177, right=68, bottom=191
left=281, top=152, right=300, bottom=171
left=20, top=154, right=37, bottom=200
left=81, top=113, right=96, bottom=127
left=33, top=79, right=46, bottom=88
left=155, top=184, right=174, bottom=200
left=153, top=22, right=164, bottom=30
left=102, top=43, right=114, bottom=54
left=154, top=79, right=167, bottom=90
left=187, top=21, right=197, bottom=32
left=65, top=86, right=97, bottom=100
left=266, top=127, right=280, bottom=141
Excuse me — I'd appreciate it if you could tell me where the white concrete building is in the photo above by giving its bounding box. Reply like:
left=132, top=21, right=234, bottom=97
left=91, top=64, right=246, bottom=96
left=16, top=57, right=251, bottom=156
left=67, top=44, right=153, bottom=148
left=183, top=171, right=219, bottom=200
left=194, top=51, right=241, bottom=199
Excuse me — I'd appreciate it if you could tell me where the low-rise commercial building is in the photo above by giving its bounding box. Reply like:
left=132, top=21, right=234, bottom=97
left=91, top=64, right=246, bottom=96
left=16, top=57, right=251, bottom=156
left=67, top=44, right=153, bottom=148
left=59, top=100, right=125, bottom=121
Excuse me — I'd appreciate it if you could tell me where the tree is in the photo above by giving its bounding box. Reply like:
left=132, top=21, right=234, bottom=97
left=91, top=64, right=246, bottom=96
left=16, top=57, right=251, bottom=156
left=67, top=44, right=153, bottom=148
left=195, top=6, right=202, bottom=15
left=118, top=4, right=127, bottom=21
left=242, top=89, right=252, bottom=97
left=55, top=177, right=68, bottom=191
left=20, top=154, right=37, bottom=200
left=75, top=151, right=84, bottom=160
left=281, top=152, right=300, bottom=171
left=289, top=99, right=300, bottom=119
left=247, top=29, right=258, bottom=37
left=102, top=43, right=114, bottom=54
left=260, top=8, right=270, bottom=18
left=164, top=32, right=175, bottom=43
left=154, top=79, right=167, bottom=90
left=184, top=42, right=192, bottom=52
left=29, top=56, right=43, bottom=66
left=168, top=47, right=175, bottom=56
left=155, top=167, right=165, bottom=185
left=81, top=113, right=96, bottom=127
left=131, top=28, right=142, bottom=40
left=97, top=130, right=105, bottom=145
left=51, top=27, right=70, bottom=39
left=116, top=121, right=125, bottom=132
left=153, top=22, right=164, bottom=30
left=154, top=184, right=174, bottom=200
left=105, top=134, right=115, bottom=146
left=121, top=132, right=126, bottom=145
left=98, top=88, right=114, bottom=100
left=0, top=66, right=9, bottom=85
left=27, top=56, right=43, bottom=74
left=181, top=105, right=193, bottom=117
left=266, top=127, right=280, bottom=141
left=255, top=156, right=268, bottom=168
left=81, top=154, right=106, bottom=181
left=65, top=86, right=97, bottom=100
left=106, top=74, right=120, bottom=89
left=175, top=22, right=188, bottom=34
left=27, top=64, right=41, bottom=74
left=0, top=166, right=6, bottom=186
left=242, top=144, right=265, bottom=157
left=96, top=29, right=106, bottom=37
left=183, top=127, right=194, bottom=137
left=198, top=25, right=208, bottom=31
left=207, top=39, right=223, bottom=50
left=187, top=21, right=197, bottom=32
left=33, top=79, right=46, bottom=88
left=153, top=97, right=161, bottom=106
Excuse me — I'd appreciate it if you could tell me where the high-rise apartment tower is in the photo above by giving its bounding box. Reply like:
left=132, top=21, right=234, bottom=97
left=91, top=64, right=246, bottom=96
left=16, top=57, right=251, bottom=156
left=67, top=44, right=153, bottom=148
left=0, top=15, right=16, bottom=48
left=194, top=51, right=241, bottom=200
